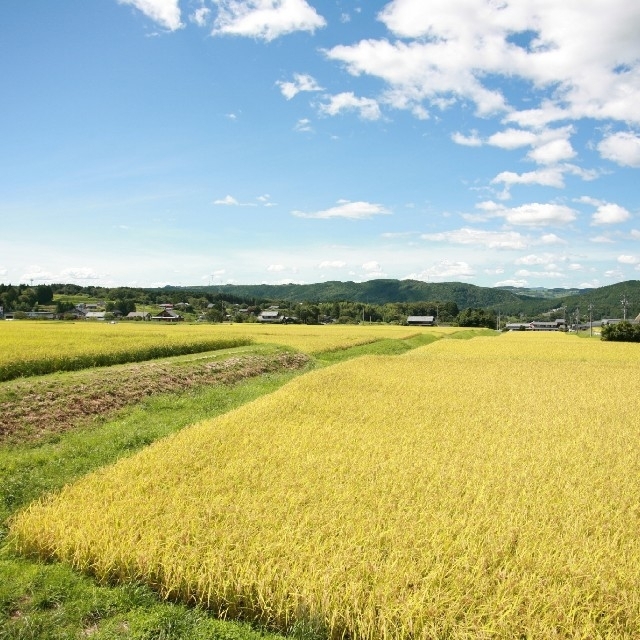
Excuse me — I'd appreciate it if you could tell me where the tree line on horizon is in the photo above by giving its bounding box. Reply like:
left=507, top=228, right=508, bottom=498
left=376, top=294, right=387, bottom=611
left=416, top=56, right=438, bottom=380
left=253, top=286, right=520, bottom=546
left=0, top=280, right=638, bottom=327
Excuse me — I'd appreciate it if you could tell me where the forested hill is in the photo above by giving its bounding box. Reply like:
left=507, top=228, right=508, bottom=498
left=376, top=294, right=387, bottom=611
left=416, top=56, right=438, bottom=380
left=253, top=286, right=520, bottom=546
left=202, top=279, right=640, bottom=317
left=205, top=279, right=547, bottom=315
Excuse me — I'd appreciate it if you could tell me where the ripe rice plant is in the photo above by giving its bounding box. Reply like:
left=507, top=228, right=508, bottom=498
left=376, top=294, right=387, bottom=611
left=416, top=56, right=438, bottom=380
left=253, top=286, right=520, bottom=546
left=0, top=322, right=253, bottom=381
left=0, top=322, right=445, bottom=381
left=12, top=332, right=640, bottom=638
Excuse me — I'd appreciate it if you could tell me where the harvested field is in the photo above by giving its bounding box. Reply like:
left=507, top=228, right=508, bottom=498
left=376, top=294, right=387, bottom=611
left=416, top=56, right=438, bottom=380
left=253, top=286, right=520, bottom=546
left=0, top=351, right=310, bottom=444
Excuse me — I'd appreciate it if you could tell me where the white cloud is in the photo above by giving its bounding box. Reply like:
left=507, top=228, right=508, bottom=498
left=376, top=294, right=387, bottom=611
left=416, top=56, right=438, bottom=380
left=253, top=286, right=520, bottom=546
left=538, top=233, right=566, bottom=245
left=190, top=6, right=211, bottom=27
left=597, top=131, right=640, bottom=167
left=214, top=195, right=239, bottom=205
left=421, top=228, right=527, bottom=250
left=495, top=278, right=528, bottom=287
left=502, top=203, right=577, bottom=227
left=324, top=1, right=640, bottom=126
left=212, top=0, right=326, bottom=41
left=319, top=92, right=382, bottom=121
left=492, top=168, right=566, bottom=189
left=118, top=0, right=183, bottom=31
left=488, top=129, right=538, bottom=150
left=411, top=260, right=475, bottom=280
left=527, top=137, right=575, bottom=165
left=318, top=260, right=346, bottom=269
left=277, top=73, right=323, bottom=100
left=592, top=203, right=631, bottom=225
left=515, top=254, right=549, bottom=266
left=591, top=202, right=631, bottom=225
left=451, top=131, right=482, bottom=147
left=267, top=264, right=286, bottom=272
left=294, top=118, right=313, bottom=132
left=362, top=261, right=381, bottom=272
left=632, top=230, right=640, bottom=240
left=618, top=255, right=639, bottom=265
left=292, top=200, right=391, bottom=219
left=515, top=269, right=563, bottom=278
left=213, top=194, right=258, bottom=206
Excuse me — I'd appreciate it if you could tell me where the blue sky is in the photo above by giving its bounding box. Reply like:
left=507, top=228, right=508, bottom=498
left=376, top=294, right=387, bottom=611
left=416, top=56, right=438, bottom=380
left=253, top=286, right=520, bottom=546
left=2, top=0, right=640, bottom=289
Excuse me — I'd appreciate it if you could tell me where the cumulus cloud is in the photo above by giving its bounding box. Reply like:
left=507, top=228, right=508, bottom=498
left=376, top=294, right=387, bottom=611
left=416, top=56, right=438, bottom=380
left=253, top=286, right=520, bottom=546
left=318, top=260, right=346, bottom=268
left=579, top=197, right=632, bottom=225
left=617, top=255, right=639, bottom=265
left=277, top=73, right=323, bottom=99
left=292, top=200, right=391, bottom=219
left=421, top=228, right=527, bottom=250
left=212, top=0, right=326, bottom=41
left=597, top=131, right=640, bottom=167
left=267, top=264, right=286, bottom=271
left=502, top=203, right=577, bottom=227
left=488, top=129, right=538, bottom=150
left=591, top=203, right=631, bottom=225
left=319, top=92, right=382, bottom=120
left=324, top=1, right=640, bottom=126
left=118, top=0, right=183, bottom=31
left=362, top=261, right=382, bottom=272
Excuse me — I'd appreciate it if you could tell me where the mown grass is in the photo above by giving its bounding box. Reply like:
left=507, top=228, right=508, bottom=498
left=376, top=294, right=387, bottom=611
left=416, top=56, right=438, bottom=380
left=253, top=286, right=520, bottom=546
left=1, top=330, right=469, bottom=640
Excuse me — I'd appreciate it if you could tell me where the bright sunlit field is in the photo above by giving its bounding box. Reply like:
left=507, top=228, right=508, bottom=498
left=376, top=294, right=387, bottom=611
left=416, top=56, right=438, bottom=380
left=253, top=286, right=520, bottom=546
left=11, top=331, right=640, bottom=638
left=0, top=321, right=449, bottom=380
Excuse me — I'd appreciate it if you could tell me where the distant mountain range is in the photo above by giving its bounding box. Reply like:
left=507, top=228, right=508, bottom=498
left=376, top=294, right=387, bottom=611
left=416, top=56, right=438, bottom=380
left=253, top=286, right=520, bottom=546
left=187, top=279, right=640, bottom=319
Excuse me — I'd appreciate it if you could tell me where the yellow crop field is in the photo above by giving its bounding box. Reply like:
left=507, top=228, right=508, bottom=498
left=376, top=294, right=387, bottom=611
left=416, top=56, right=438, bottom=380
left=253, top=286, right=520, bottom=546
left=0, top=321, right=444, bottom=380
left=11, top=332, right=640, bottom=638
left=218, top=322, right=451, bottom=353
left=0, top=321, right=253, bottom=380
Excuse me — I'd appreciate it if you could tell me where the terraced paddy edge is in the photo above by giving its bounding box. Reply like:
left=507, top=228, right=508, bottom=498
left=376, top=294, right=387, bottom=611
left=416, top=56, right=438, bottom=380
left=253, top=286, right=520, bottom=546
left=0, top=350, right=310, bottom=444
left=11, top=332, right=640, bottom=638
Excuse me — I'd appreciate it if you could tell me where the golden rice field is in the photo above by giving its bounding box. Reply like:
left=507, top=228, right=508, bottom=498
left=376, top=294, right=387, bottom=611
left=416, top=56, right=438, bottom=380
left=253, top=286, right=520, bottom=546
left=0, top=321, right=431, bottom=381
left=10, top=332, right=640, bottom=638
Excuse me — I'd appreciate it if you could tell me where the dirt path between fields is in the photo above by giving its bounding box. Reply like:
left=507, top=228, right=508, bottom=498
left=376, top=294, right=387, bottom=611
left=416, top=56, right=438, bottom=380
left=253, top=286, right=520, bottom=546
left=0, top=352, right=310, bottom=444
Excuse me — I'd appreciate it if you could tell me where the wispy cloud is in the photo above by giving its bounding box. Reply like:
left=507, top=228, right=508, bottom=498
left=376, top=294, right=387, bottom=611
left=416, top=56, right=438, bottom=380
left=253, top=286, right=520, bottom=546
left=277, top=73, right=323, bottom=100
left=319, top=92, right=382, bottom=121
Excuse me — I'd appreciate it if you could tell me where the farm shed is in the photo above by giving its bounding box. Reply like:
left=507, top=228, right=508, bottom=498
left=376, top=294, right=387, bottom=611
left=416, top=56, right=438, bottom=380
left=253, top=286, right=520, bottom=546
left=126, top=312, right=151, bottom=320
left=257, top=311, right=284, bottom=323
left=151, top=309, right=183, bottom=322
left=407, top=315, right=435, bottom=326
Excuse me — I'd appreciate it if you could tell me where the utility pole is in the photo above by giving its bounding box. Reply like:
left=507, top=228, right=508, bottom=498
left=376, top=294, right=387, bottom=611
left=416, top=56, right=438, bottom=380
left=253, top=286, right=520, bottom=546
left=621, top=295, right=629, bottom=321
left=588, top=303, right=594, bottom=337
left=575, top=306, right=580, bottom=332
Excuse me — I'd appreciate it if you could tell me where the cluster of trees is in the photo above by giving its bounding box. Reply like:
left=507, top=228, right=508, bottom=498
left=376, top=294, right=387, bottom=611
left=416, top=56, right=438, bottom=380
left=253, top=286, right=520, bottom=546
left=0, top=284, right=54, bottom=311
left=601, top=321, right=640, bottom=342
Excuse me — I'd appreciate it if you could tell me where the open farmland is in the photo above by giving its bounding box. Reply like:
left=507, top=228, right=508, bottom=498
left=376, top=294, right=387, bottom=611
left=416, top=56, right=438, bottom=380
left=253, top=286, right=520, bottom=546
left=9, top=332, right=640, bottom=638
left=0, top=321, right=433, bottom=381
